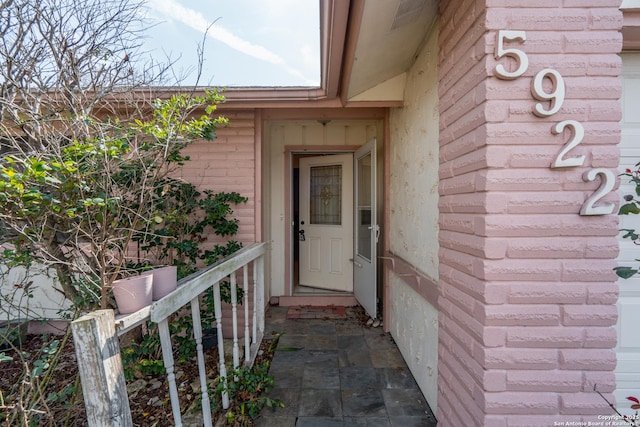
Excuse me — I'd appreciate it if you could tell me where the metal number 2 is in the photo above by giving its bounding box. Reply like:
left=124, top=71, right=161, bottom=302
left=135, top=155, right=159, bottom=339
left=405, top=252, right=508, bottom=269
left=580, top=168, right=615, bottom=216
left=551, top=120, right=586, bottom=168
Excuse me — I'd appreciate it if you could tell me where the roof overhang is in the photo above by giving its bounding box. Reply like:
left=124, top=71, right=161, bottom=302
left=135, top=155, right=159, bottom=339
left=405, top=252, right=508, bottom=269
left=115, top=2, right=635, bottom=111
left=212, top=0, right=439, bottom=109
left=220, top=0, right=351, bottom=108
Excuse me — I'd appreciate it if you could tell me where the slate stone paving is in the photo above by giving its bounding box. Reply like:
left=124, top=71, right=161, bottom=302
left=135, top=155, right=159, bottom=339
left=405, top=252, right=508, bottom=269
left=255, top=305, right=437, bottom=427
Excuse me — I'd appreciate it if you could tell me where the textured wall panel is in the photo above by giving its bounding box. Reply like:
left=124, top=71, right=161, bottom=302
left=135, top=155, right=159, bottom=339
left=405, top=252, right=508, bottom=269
left=389, top=29, right=440, bottom=279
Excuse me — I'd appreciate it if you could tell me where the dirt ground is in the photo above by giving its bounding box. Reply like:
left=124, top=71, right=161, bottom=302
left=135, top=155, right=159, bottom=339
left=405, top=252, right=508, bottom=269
left=0, top=329, right=278, bottom=427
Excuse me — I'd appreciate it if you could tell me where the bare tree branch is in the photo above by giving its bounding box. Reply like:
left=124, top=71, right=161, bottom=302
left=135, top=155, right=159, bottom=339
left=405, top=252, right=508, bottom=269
left=0, top=0, right=227, bottom=310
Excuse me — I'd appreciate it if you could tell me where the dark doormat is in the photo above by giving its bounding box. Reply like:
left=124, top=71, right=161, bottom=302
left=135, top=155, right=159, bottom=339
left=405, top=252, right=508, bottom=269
left=286, top=305, right=347, bottom=320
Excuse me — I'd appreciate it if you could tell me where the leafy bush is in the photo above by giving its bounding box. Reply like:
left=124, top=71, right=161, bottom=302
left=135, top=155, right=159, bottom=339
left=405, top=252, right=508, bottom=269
left=120, top=180, right=247, bottom=379
left=121, top=282, right=244, bottom=379
left=220, top=361, right=284, bottom=424
left=0, top=0, right=252, bottom=425
left=615, top=162, right=640, bottom=279
left=0, top=90, right=229, bottom=310
left=133, top=179, right=247, bottom=279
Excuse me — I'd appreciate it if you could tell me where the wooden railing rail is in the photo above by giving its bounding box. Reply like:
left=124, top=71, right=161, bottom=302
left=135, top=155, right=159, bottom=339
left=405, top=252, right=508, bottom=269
left=71, top=242, right=267, bottom=427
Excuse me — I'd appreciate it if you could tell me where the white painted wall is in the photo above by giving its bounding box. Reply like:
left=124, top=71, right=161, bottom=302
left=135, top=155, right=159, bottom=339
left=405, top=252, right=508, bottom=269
left=263, top=120, right=382, bottom=297
left=387, top=25, right=440, bottom=411
left=388, top=28, right=440, bottom=280
left=0, top=265, right=70, bottom=322
left=615, top=52, right=640, bottom=417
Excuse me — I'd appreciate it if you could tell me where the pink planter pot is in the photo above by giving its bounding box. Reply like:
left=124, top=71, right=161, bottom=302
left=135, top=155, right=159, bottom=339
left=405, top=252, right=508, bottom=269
left=151, top=266, right=178, bottom=300
left=112, top=274, right=153, bottom=314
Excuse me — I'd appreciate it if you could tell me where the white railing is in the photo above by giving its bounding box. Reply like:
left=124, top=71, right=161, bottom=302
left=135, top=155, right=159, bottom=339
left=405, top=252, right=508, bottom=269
left=71, top=242, right=267, bottom=427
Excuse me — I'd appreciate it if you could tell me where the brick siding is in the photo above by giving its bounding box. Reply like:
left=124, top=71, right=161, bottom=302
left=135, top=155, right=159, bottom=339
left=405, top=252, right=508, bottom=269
left=438, top=2, right=622, bottom=425
left=180, top=109, right=257, bottom=337
left=179, top=109, right=256, bottom=245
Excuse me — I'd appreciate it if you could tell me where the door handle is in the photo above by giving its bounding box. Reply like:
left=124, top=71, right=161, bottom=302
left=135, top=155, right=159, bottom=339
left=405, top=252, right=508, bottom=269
left=299, top=229, right=306, bottom=241
left=349, top=258, right=363, bottom=268
left=368, top=224, right=380, bottom=243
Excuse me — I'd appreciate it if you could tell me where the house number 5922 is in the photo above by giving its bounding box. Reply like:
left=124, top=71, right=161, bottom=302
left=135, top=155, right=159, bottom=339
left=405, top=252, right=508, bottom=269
left=493, top=30, right=615, bottom=216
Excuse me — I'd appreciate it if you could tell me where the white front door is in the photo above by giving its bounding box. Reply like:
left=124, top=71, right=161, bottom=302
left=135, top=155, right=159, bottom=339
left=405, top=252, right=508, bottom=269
left=616, top=52, right=640, bottom=415
left=353, top=139, right=377, bottom=318
left=299, top=153, right=354, bottom=292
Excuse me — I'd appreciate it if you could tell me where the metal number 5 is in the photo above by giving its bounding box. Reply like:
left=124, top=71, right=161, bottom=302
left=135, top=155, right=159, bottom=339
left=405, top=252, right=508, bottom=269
left=494, top=30, right=528, bottom=80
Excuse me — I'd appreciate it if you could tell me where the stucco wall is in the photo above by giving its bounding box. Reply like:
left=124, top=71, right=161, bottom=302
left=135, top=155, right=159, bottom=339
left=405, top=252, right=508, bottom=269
left=389, top=271, right=438, bottom=408
left=389, top=28, right=440, bottom=280
left=0, top=266, right=69, bottom=324
left=386, top=23, right=440, bottom=412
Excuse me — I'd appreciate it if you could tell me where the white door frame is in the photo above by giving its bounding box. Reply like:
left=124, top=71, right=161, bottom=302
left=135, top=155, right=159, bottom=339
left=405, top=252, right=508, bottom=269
left=287, top=141, right=379, bottom=309
left=284, top=146, right=361, bottom=297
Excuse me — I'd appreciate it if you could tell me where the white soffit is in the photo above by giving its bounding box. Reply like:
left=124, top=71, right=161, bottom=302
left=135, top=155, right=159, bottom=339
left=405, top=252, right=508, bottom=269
left=347, top=0, right=437, bottom=100
left=348, top=73, right=407, bottom=102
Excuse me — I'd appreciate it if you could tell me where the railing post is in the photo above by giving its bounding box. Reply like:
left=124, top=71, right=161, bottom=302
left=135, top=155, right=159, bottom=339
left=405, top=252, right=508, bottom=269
left=252, top=259, right=257, bottom=344
left=230, top=271, right=240, bottom=374
left=157, top=318, right=182, bottom=427
left=256, top=255, right=265, bottom=338
left=71, top=310, right=132, bottom=427
left=243, top=264, right=250, bottom=363
left=213, top=281, right=230, bottom=409
left=190, top=297, right=213, bottom=427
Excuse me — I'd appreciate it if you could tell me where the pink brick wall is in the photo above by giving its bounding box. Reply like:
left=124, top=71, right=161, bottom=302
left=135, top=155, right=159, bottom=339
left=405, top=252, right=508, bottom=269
left=179, top=109, right=257, bottom=246
left=438, top=2, right=622, bottom=426
left=179, top=109, right=257, bottom=337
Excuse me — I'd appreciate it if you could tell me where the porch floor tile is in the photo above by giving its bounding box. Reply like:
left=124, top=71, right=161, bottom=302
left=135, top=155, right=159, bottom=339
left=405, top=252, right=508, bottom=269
left=286, top=305, right=347, bottom=320
left=255, top=306, right=437, bottom=427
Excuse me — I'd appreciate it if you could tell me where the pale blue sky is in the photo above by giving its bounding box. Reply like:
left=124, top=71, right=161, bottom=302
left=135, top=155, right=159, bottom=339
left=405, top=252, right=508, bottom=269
left=143, top=0, right=320, bottom=87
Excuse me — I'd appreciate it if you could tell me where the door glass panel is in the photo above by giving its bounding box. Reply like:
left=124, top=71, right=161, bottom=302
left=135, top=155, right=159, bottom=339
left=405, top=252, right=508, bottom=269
left=310, top=164, right=342, bottom=225
left=356, top=153, right=372, bottom=260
